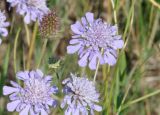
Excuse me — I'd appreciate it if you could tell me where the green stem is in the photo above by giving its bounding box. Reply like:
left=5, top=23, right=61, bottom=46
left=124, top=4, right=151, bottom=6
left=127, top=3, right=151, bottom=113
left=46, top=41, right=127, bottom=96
left=0, top=45, right=10, bottom=95
left=110, top=0, right=117, bottom=24
left=24, top=23, right=30, bottom=46
left=27, top=22, right=38, bottom=70
left=106, top=67, right=117, bottom=115
left=37, top=39, right=48, bottom=68
left=13, top=28, right=21, bottom=73
left=93, top=59, right=100, bottom=82
left=123, top=0, right=135, bottom=40
left=121, top=89, right=160, bottom=111
left=93, top=48, right=103, bottom=82
left=116, top=84, right=132, bottom=115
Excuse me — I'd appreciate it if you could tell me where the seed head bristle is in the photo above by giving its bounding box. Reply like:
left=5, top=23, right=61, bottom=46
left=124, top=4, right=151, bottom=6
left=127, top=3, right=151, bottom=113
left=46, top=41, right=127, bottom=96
left=39, top=9, right=60, bottom=39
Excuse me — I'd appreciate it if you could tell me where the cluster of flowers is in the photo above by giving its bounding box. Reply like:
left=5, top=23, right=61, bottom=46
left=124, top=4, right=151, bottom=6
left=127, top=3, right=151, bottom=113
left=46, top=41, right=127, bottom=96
left=3, top=70, right=102, bottom=115
left=1, top=0, right=124, bottom=115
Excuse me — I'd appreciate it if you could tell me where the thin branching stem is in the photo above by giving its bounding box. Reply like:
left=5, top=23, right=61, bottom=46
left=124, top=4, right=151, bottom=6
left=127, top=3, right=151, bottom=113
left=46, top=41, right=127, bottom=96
left=24, top=23, right=30, bottom=46
left=93, top=61, right=100, bottom=82
left=27, top=22, right=38, bottom=70
left=37, top=39, right=48, bottom=68
left=93, top=48, right=103, bottom=82
left=13, top=28, right=21, bottom=73
left=116, top=84, right=132, bottom=115
left=110, top=0, right=117, bottom=24
left=121, top=89, right=160, bottom=111
left=150, top=0, right=160, bottom=9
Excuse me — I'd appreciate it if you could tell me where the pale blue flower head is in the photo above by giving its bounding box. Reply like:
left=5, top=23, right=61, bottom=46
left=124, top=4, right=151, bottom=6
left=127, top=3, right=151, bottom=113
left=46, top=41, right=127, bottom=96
left=67, top=12, right=124, bottom=70
left=0, top=10, right=10, bottom=44
left=7, top=0, right=49, bottom=24
left=61, top=73, right=102, bottom=115
left=3, top=69, right=58, bottom=115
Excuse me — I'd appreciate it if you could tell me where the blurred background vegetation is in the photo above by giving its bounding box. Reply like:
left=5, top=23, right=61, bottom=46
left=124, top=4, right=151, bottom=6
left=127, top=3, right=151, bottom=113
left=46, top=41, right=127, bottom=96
left=0, top=0, right=160, bottom=115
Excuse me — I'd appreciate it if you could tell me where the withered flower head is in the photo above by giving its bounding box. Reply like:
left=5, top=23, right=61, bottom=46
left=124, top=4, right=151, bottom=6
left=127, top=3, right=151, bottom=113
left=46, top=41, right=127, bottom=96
left=39, top=9, right=60, bottom=39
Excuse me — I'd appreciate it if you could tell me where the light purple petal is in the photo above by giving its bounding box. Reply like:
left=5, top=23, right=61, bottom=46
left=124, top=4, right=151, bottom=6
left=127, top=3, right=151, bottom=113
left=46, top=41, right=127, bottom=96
left=62, top=78, right=70, bottom=84
left=24, top=12, right=31, bottom=24
left=10, top=81, right=20, bottom=88
left=65, top=107, right=72, bottom=115
left=16, top=71, right=29, bottom=81
left=89, top=52, right=105, bottom=70
left=41, top=109, right=48, bottom=115
left=0, top=28, right=8, bottom=37
left=92, top=104, right=102, bottom=111
left=69, top=39, right=80, bottom=44
left=71, top=24, right=82, bottom=35
left=30, top=108, right=37, bottom=115
left=50, top=85, right=58, bottom=94
left=20, top=104, right=30, bottom=115
left=113, top=35, right=121, bottom=40
left=90, top=109, right=94, bottom=115
left=9, top=93, right=18, bottom=101
left=73, top=21, right=84, bottom=32
left=113, top=39, right=124, bottom=49
left=3, top=86, right=19, bottom=95
left=7, top=100, right=21, bottom=112
left=81, top=17, right=87, bottom=26
left=79, top=107, right=88, bottom=114
left=31, top=12, right=37, bottom=21
left=89, top=54, right=98, bottom=70
left=97, top=52, right=105, bottom=65
left=85, top=12, right=94, bottom=24
left=110, top=25, right=118, bottom=35
left=29, top=70, right=35, bottom=78
left=35, top=69, right=44, bottom=78
left=78, top=52, right=89, bottom=67
left=78, top=46, right=84, bottom=55
left=34, top=105, right=41, bottom=113
left=72, top=108, right=80, bottom=115
left=16, top=103, right=27, bottom=112
left=47, top=100, right=57, bottom=108
left=61, top=100, right=66, bottom=108
left=67, top=44, right=81, bottom=54
left=4, top=22, right=10, bottom=27
left=104, top=51, right=117, bottom=66
left=44, top=76, right=52, bottom=83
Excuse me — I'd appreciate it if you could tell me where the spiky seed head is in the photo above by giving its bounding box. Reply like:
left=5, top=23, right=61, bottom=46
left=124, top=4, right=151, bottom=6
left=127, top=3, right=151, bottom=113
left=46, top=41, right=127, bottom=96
left=39, top=9, right=60, bottom=39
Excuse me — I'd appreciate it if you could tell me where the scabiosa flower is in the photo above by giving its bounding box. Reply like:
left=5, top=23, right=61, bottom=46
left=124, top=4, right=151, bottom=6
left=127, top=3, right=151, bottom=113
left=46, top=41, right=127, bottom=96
left=67, top=12, right=124, bottom=70
left=7, top=0, right=50, bottom=24
left=39, top=9, right=60, bottom=39
left=61, top=73, right=102, bottom=115
left=3, top=69, right=58, bottom=115
left=0, top=10, right=10, bottom=44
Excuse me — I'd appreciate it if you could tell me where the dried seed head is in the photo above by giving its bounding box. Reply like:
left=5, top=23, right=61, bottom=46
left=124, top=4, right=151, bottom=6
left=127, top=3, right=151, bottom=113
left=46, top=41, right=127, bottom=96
left=39, top=9, right=60, bottom=39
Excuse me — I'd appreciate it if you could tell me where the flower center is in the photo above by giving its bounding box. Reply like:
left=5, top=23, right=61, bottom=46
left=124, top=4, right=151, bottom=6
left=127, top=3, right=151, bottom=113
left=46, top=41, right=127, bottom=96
left=82, top=20, right=111, bottom=49
left=21, top=78, right=50, bottom=105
